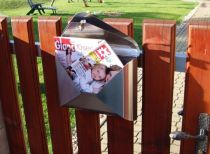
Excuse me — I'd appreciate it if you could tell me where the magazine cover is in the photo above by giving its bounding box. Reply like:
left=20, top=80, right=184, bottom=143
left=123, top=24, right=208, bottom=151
left=55, top=36, right=123, bottom=94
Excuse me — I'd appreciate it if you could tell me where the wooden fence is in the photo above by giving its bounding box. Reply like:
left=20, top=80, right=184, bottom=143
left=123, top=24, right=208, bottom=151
left=0, top=16, right=210, bottom=154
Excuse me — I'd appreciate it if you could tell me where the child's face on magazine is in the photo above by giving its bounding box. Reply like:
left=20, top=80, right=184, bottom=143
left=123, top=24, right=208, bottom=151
left=92, top=64, right=106, bottom=81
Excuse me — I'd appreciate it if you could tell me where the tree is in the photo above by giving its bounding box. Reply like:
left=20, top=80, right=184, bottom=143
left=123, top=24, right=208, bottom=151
left=83, top=0, right=89, bottom=7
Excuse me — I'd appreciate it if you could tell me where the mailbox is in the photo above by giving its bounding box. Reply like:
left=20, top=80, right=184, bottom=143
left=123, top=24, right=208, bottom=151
left=55, top=13, right=140, bottom=121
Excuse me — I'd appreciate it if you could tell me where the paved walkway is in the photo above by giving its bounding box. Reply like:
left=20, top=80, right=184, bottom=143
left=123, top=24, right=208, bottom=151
left=176, top=0, right=210, bottom=54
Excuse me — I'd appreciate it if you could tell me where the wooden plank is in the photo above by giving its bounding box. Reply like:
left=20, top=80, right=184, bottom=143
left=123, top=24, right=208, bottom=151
left=0, top=17, right=27, bottom=154
left=65, top=16, right=101, bottom=154
left=67, top=16, right=102, bottom=154
left=107, top=117, right=133, bottom=154
left=75, top=110, right=101, bottom=154
left=11, top=17, right=48, bottom=154
left=104, top=18, right=142, bottom=67
left=142, top=19, right=176, bottom=153
left=38, top=17, right=72, bottom=154
left=180, top=21, right=210, bottom=154
left=103, top=18, right=134, bottom=38
left=104, top=18, right=135, bottom=154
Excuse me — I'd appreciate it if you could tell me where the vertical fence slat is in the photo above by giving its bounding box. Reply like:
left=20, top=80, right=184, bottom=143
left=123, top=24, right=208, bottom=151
left=62, top=16, right=101, bottom=154
left=104, top=18, right=135, bottom=154
left=75, top=110, right=101, bottom=154
left=11, top=17, right=48, bottom=154
left=0, top=17, right=27, bottom=154
left=180, top=21, right=210, bottom=154
left=38, top=17, right=72, bottom=154
left=142, top=19, right=176, bottom=153
left=103, top=18, right=134, bottom=38
left=68, top=17, right=104, bottom=154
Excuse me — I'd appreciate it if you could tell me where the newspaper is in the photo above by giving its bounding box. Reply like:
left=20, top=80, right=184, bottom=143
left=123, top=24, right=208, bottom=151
left=55, top=37, right=123, bottom=94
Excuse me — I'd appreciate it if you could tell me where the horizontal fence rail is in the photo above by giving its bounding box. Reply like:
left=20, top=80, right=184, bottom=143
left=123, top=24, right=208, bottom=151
left=8, top=41, right=187, bottom=72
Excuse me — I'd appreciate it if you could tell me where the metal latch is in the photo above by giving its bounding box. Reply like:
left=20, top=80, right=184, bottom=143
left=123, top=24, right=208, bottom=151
left=170, top=113, right=210, bottom=154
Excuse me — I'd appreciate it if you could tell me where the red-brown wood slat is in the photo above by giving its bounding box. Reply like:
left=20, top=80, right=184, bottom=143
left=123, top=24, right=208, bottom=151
left=66, top=16, right=101, bottom=154
left=11, top=17, right=48, bottom=154
left=75, top=110, right=101, bottom=154
left=180, top=21, right=210, bottom=154
left=38, top=17, right=72, bottom=154
left=103, top=18, right=134, bottom=38
left=0, top=17, right=27, bottom=154
left=142, top=19, right=176, bottom=153
left=104, top=18, right=135, bottom=154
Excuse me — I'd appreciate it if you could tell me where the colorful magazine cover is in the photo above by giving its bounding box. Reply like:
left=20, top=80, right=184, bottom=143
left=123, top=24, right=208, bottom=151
left=55, top=36, right=123, bottom=94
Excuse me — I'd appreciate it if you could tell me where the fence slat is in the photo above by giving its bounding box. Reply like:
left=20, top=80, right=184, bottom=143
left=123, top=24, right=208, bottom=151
left=142, top=19, right=176, bottom=153
left=64, top=16, right=101, bottom=154
left=75, top=110, right=101, bottom=154
left=103, top=18, right=134, bottom=38
left=104, top=18, right=135, bottom=154
left=0, top=17, right=27, bottom=154
left=180, top=21, right=210, bottom=154
left=38, top=17, right=73, bottom=154
left=11, top=17, right=48, bottom=154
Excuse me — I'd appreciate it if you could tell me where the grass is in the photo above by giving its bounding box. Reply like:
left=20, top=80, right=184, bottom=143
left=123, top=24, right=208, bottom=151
left=1, top=0, right=197, bottom=153
left=0, top=0, right=197, bottom=44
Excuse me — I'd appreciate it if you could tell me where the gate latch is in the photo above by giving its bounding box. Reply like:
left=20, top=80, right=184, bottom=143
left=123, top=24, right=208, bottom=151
left=170, top=113, right=210, bottom=153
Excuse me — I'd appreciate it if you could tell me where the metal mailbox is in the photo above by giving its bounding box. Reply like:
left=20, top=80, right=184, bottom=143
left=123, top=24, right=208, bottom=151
left=55, top=13, right=140, bottom=121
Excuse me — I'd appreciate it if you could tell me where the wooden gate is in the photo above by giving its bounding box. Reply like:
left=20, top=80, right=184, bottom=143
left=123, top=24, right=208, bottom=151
left=180, top=21, right=210, bottom=154
left=0, top=15, right=210, bottom=154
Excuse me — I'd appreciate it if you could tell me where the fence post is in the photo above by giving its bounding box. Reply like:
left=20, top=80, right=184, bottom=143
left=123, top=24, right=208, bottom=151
left=180, top=21, right=210, bottom=154
left=75, top=110, right=101, bottom=154
left=142, top=19, right=176, bottom=153
left=38, top=17, right=73, bottom=154
left=0, top=17, right=27, bottom=153
left=59, top=16, right=102, bottom=154
left=11, top=17, right=49, bottom=154
left=103, top=18, right=136, bottom=154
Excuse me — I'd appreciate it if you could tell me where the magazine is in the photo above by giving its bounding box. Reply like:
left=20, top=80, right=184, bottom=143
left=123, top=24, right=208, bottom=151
left=55, top=37, right=123, bottom=94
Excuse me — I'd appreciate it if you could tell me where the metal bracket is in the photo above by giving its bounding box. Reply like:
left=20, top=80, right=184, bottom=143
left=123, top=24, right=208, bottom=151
left=79, top=20, right=86, bottom=31
left=170, top=113, right=210, bottom=154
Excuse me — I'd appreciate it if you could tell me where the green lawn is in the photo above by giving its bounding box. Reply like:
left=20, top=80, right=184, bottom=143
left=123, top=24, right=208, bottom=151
left=1, top=0, right=197, bottom=44
left=1, top=0, right=197, bottom=153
